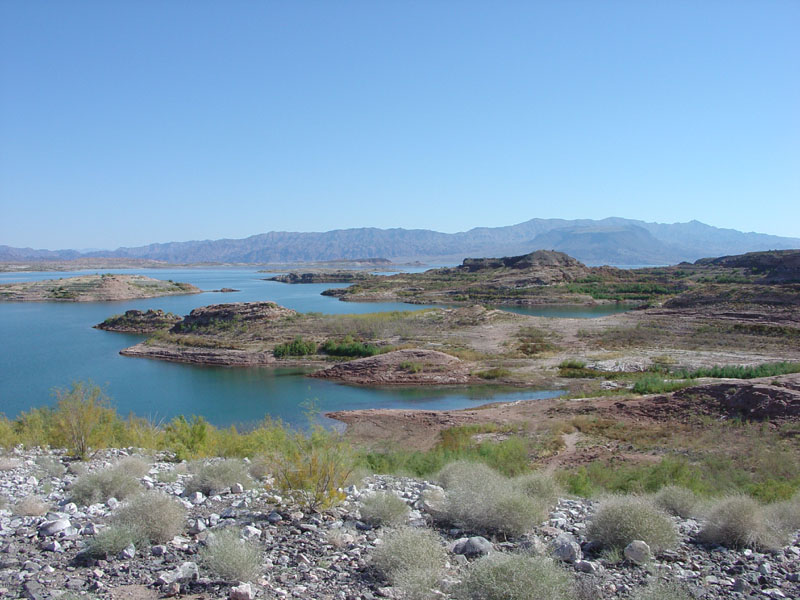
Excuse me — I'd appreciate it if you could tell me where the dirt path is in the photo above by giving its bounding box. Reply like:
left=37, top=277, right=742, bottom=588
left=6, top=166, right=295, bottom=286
left=543, top=431, right=581, bottom=474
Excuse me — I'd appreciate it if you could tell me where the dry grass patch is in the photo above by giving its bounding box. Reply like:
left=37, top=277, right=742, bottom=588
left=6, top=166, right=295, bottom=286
left=359, top=491, right=410, bottom=528
left=12, top=496, right=50, bottom=516
left=370, top=526, right=447, bottom=597
left=700, top=495, right=791, bottom=552
left=653, top=486, right=699, bottom=519
left=70, top=464, right=142, bottom=505
left=113, top=491, right=186, bottom=543
left=186, top=459, right=251, bottom=495
left=454, top=553, right=576, bottom=600
left=199, top=527, right=262, bottom=582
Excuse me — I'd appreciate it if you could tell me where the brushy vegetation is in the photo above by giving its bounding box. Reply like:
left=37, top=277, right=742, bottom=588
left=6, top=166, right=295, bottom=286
left=513, top=471, right=562, bottom=507
left=35, top=455, right=66, bottom=478
left=454, top=553, right=576, bottom=600
left=631, top=374, right=693, bottom=395
left=438, top=461, right=547, bottom=538
left=198, top=528, right=262, bottom=582
left=673, top=361, right=800, bottom=380
left=87, top=524, right=145, bottom=558
left=321, top=336, right=383, bottom=357
left=517, top=326, right=557, bottom=356
left=475, top=367, right=511, bottom=380
left=699, top=494, right=792, bottom=552
left=273, top=336, right=317, bottom=358
left=653, top=485, right=699, bottom=518
left=185, top=459, right=251, bottom=495
left=359, top=491, right=410, bottom=528
left=12, top=496, right=49, bottom=516
left=587, top=496, right=677, bottom=553
left=70, top=462, right=142, bottom=505
left=112, top=491, right=186, bottom=544
left=370, top=527, right=447, bottom=592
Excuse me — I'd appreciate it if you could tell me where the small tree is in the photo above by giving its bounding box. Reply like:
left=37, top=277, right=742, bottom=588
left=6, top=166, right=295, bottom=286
left=51, top=381, right=116, bottom=459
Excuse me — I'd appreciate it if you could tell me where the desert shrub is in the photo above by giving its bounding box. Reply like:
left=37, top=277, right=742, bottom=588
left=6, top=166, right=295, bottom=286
left=0, top=496, right=7, bottom=510
left=440, top=462, right=546, bottom=538
left=199, top=528, right=262, bottom=582
left=113, top=491, right=186, bottom=543
left=587, top=496, right=677, bottom=553
left=185, top=459, right=251, bottom=495
left=50, top=382, right=118, bottom=459
left=654, top=485, right=698, bottom=518
left=764, top=492, right=800, bottom=534
left=248, top=454, right=273, bottom=480
left=272, top=427, right=354, bottom=510
left=436, top=461, right=498, bottom=489
left=12, top=496, right=49, bottom=516
left=35, top=455, right=66, bottom=478
left=359, top=491, right=410, bottom=527
left=70, top=464, right=141, bottom=505
left=475, top=368, right=511, bottom=380
left=454, top=553, right=576, bottom=600
left=700, top=495, right=786, bottom=551
left=632, top=580, right=694, bottom=600
left=0, top=457, right=22, bottom=471
left=559, top=359, right=587, bottom=370
left=370, top=527, right=447, bottom=589
left=514, top=472, right=562, bottom=507
left=113, top=456, right=150, bottom=478
left=87, top=524, right=145, bottom=558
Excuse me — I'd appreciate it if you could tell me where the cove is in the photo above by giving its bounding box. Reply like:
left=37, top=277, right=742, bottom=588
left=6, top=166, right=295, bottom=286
left=0, top=268, right=589, bottom=428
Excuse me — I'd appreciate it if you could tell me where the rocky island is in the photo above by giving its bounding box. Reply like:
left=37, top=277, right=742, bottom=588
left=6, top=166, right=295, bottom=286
left=102, top=250, right=800, bottom=398
left=0, top=274, right=201, bottom=302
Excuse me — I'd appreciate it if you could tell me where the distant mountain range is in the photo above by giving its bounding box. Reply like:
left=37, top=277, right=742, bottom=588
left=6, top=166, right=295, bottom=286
left=3, top=218, right=799, bottom=266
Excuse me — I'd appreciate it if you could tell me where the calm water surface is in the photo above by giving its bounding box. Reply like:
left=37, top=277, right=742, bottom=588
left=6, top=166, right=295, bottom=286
left=0, top=268, right=626, bottom=427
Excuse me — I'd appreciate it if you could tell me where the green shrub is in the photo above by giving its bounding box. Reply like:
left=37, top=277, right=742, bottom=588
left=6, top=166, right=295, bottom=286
left=475, top=368, right=511, bottom=380
left=50, top=382, right=118, bottom=459
left=87, top=524, right=145, bottom=558
left=558, top=359, right=586, bottom=370
left=632, top=580, right=694, bottom=600
left=359, top=491, right=410, bottom=527
left=632, top=374, right=691, bottom=395
left=272, top=427, right=354, bottom=510
left=654, top=485, right=698, bottom=518
left=273, top=337, right=317, bottom=358
left=370, top=527, right=447, bottom=588
left=700, top=495, right=786, bottom=551
left=322, top=336, right=382, bottom=357
left=440, top=462, right=547, bottom=538
left=71, top=464, right=141, bottom=505
left=185, top=459, right=251, bottom=496
left=587, top=496, right=677, bottom=553
left=113, top=491, right=186, bottom=543
left=199, top=528, right=262, bottom=582
left=454, top=553, right=576, bottom=600
left=513, top=472, right=562, bottom=507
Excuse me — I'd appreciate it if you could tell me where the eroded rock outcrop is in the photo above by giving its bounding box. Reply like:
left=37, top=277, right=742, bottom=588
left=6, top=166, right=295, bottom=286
left=311, top=348, right=473, bottom=385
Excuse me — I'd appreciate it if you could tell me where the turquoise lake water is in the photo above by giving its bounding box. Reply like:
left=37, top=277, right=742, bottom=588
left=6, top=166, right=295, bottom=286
left=0, top=268, right=626, bottom=428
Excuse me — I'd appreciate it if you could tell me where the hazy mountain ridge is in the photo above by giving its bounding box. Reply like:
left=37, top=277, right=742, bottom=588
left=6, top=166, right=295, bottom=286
left=2, top=218, right=798, bottom=266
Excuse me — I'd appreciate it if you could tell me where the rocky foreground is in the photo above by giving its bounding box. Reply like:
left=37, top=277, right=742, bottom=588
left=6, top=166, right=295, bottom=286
left=0, top=448, right=798, bottom=600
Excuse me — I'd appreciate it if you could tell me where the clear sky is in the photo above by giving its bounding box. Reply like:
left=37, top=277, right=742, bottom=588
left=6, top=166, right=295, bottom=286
left=1, top=1, right=798, bottom=249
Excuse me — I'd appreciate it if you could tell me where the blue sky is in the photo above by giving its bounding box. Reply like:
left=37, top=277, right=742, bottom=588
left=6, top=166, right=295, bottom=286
left=1, top=1, right=798, bottom=249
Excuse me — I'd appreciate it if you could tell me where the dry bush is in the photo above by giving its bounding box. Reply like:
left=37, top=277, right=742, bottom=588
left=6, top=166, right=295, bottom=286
left=587, top=496, right=677, bottom=553
left=70, top=464, right=141, bottom=505
left=199, top=528, right=262, bottom=582
left=653, top=486, right=698, bottom=519
left=113, top=491, right=186, bottom=543
left=764, top=492, right=800, bottom=535
left=440, top=463, right=547, bottom=538
left=454, top=553, right=576, bottom=600
left=700, top=494, right=789, bottom=551
left=0, top=457, right=22, bottom=471
left=513, top=472, right=562, bottom=507
left=87, top=523, right=144, bottom=558
left=370, top=527, right=447, bottom=593
left=113, top=456, right=150, bottom=478
left=35, top=455, right=66, bottom=478
left=185, top=459, right=251, bottom=495
left=12, top=496, right=49, bottom=516
left=247, top=454, right=273, bottom=481
left=359, top=491, right=410, bottom=528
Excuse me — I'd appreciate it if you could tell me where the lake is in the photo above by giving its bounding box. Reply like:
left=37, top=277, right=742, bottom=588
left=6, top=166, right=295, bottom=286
left=0, top=268, right=625, bottom=428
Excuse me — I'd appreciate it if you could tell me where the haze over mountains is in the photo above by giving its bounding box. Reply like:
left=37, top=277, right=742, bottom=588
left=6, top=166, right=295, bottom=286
left=3, top=218, right=799, bottom=266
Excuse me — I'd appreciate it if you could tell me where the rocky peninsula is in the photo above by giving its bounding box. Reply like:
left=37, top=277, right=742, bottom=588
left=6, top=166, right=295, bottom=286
left=0, top=274, right=200, bottom=302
